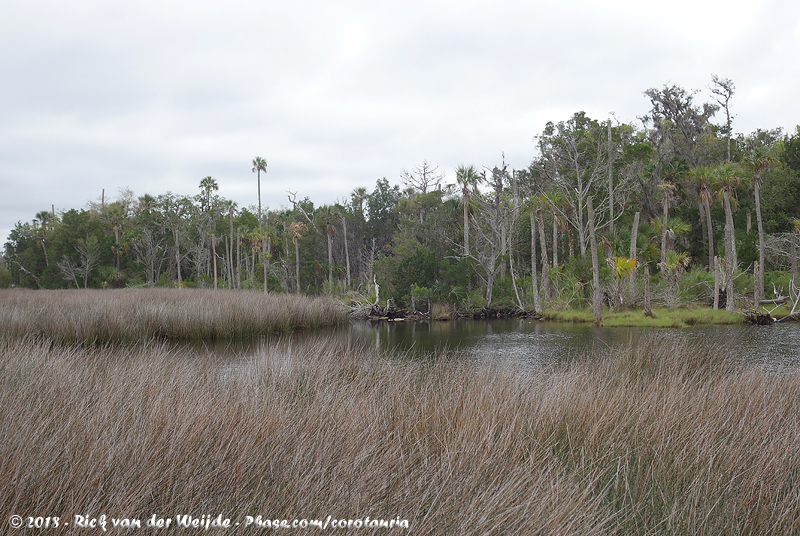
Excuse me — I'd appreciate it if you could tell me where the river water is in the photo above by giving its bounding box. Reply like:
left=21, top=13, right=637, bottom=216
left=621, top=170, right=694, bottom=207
left=179, top=319, right=800, bottom=370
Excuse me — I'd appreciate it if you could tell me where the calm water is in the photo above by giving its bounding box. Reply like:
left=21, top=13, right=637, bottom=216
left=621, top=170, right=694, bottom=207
left=179, top=319, right=800, bottom=369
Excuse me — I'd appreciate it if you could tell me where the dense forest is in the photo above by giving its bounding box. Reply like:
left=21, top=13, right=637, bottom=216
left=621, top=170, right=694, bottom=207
left=4, top=79, right=800, bottom=315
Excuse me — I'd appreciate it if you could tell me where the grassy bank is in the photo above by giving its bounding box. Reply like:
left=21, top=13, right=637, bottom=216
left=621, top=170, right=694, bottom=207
left=543, top=305, right=745, bottom=327
left=1, top=335, right=798, bottom=534
left=0, top=288, right=349, bottom=343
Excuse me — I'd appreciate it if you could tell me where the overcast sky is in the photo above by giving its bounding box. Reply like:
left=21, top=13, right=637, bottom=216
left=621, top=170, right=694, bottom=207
left=2, top=0, right=799, bottom=245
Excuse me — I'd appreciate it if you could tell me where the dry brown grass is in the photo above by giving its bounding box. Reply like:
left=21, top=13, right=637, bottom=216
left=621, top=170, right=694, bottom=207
left=0, top=288, right=348, bottom=343
left=2, top=332, right=799, bottom=535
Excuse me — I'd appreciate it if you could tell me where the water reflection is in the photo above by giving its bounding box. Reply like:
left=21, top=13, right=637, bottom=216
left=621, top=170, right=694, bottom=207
left=173, top=319, right=800, bottom=370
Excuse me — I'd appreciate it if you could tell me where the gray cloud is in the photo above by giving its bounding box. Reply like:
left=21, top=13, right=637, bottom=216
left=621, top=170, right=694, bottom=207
left=2, top=0, right=799, bottom=243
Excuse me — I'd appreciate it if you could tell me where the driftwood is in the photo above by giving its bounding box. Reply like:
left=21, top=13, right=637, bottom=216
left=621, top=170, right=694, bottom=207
left=351, top=304, right=543, bottom=322
left=758, top=296, right=787, bottom=305
left=744, top=310, right=775, bottom=325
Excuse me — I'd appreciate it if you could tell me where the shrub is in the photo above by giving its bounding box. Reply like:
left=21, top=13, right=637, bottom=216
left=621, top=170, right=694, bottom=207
left=678, top=266, right=714, bottom=303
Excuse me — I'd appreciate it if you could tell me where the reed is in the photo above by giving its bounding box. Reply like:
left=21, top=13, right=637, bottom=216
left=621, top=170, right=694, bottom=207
left=0, top=288, right=348, bottom=343
left=1, top=333, right=798, bottom=534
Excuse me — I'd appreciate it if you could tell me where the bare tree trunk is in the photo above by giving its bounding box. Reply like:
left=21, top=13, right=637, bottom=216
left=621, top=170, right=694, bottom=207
left=236, top=228, right=241, bottom=290
left=174, top=229, right=182, bottom=289
left=500, top=225, right=507, bottom=279
left=755, top=179, right=765, bottom=304
left=723, top=187, right=736, bottom=311
left=228, top=212, right=234, bottom=290
left=552, top=213, right=558, bottom=268
left=791, top=229, right=798, bottom=292
left=224, top=236, right=231, bottom=289
left=343, top=216, right=351, bottom=288
left=211, top=234, right=217, bottom=289
left=265, top=235, right=271, bottom=292
left=713, top=256, right=720, bottom=310
left=697, top=195, right=707, bottom=258
left=644, top=265, right=652, bottom=317
left=661, top=191, right=669, bottom=264
left=537, top=206, right=550, bottom=301
left=295, top=239, right=301, bottom=294
left=251, top=246, right=256, bottom=282
left=552, top=212, right=560, bottom=295
left=463, top=196, right=470, bottom=256
left=327, top=231, right=333, bottom=292
left=629, top=212, right=640, bottom=299
left=705, top=198, right=715, bottom=272
left=485, top=236, right=497, bottom=307
left=509, top=250, right=524, bottom=310
left=13, top=258, right=43, bottom=289
left=588, top=196, right=602, bottom=325
left=754, top=261, right=760, bottom=306
left=263, top=214, right=268, bottom=293
left=530, top=212, right=541, bottom=312
left=607, top=119, right=615, bottom=237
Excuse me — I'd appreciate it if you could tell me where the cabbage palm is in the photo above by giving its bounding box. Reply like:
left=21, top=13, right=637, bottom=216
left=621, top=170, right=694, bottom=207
left=33, top=210, right=54, bottom=266
left=252, top=157, right=268, bottom=292
left=608, top=256, right=637, bottom=308
left=740, top=148, right=777, bottom=303
left=659, top=158, right=689, bottom=264
left=456, top=165, right=480, bottom=256
left=658, top=250, right=690, bottom=310
left=712, top=163, right=742, bottom=311
left=690, top=166, right=716, bottom=270
left=199, top=176, right=218, bottom=211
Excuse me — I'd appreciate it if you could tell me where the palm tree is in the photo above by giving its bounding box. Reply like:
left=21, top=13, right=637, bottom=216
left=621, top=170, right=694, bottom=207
left=33, top=210, right=54, bottom=266
left=106, top=204, right=126, bottom=271
left=199, top=176, right=218, bottom=211
left=350, top=186, right=369, bottom=216
left=608, top=256, right=637, bottom=308
left=690, top=166, right=717, bottom=270
left=252, top=157, right=267, bottom=220
left=739, top=147, right=777, bottom=304
left=659, top=158, right=689, bottom=264
left=713, top=163, right=742, bottom=311
left=252, top=157, right=268, bottom=292
left=455, top=165, right=480, bottom=256
left=658, top=250, right=690, bottom=310
left=221, top=200, right=238, bottom=289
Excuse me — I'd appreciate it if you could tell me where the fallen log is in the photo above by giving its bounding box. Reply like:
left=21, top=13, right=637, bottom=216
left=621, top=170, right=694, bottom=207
left=744, top=310, right=775, bottom=325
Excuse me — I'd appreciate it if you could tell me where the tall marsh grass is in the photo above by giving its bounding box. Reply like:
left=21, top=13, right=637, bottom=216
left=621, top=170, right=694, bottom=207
left=0, top=289, right=348, bottom=342
left=1, top=334, right=798, bottom=534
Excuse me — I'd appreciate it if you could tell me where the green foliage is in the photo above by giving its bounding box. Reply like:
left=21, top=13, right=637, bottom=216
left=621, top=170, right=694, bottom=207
left=734, top=269, right=754, bottom=295
left=737, top=231, right=758, bottom=267
left=781, top=126, right=800, bottom=173
left=3, top=99, right=797, bottom=314
left=677, top=266, right=714, bottom=303
left=0, top=263, right=12, bottom=288
left=392, top=247, right=438, bottom=305
left=765, top=270, right=793, bottom=298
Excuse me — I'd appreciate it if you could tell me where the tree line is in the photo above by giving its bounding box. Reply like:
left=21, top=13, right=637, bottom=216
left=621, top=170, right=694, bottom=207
left=3, top=77, right=800, bottom=317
